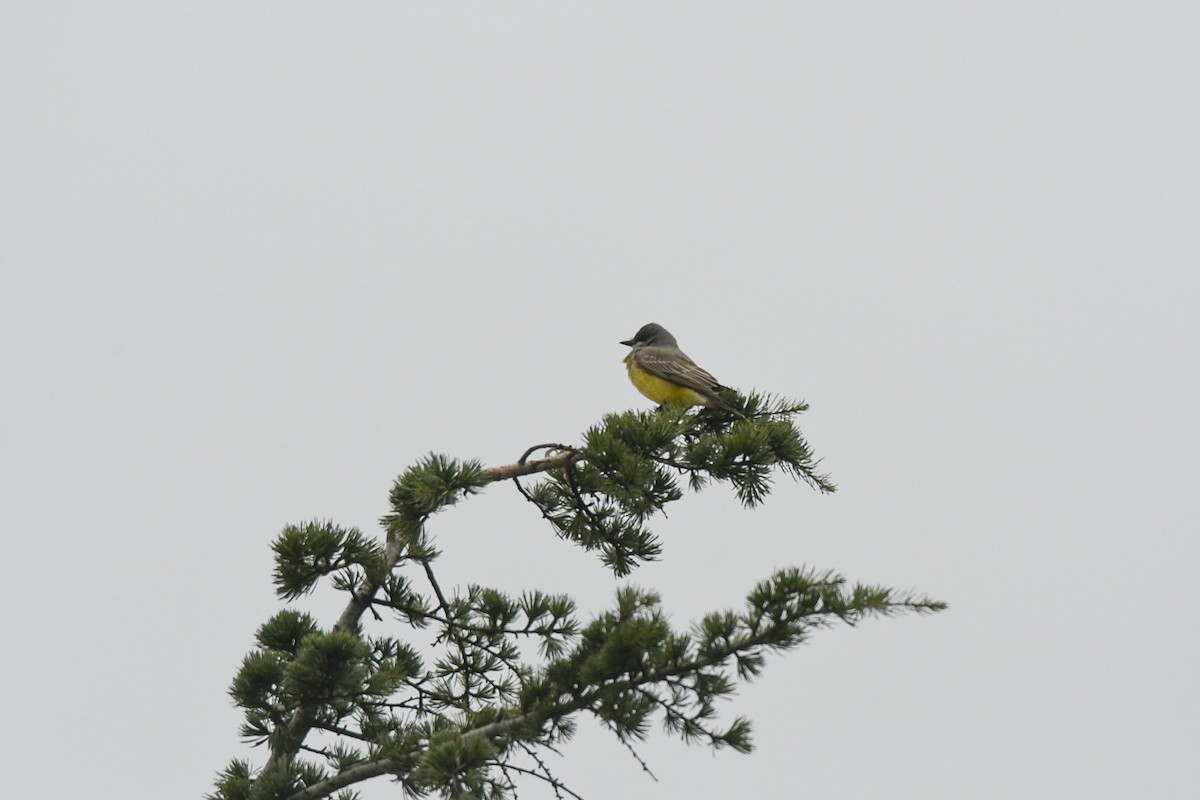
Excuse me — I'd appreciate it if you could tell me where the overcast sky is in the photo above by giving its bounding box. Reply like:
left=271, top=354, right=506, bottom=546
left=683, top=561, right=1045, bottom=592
left=3, top=3, right=1198, bottom=798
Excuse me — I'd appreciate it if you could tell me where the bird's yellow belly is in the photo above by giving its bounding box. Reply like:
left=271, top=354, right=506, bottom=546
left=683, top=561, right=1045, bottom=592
left=625, top=356, right=708, bottom=407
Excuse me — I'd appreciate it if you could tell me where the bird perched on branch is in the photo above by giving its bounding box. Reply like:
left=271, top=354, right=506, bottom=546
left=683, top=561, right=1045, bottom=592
left=620, top=323, right=745, bottom=418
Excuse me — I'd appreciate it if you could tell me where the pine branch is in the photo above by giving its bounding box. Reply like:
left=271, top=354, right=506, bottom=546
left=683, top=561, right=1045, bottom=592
left=266, top=451, right=585, bottom=771
left=279, top=575, right=942, bottom=800
left=491, top=761, right=586, bottom=800
left=219, top=402, right=946, bottom=800
left=483, top=446, right=582, bottom=482
left=283, top=760, right=395, bottom=800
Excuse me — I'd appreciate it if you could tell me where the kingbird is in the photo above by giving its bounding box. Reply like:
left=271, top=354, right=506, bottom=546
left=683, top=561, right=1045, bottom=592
left=620, top=323, right=745, bottom=417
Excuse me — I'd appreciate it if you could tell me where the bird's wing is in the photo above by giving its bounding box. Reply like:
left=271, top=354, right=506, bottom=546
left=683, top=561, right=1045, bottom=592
left=634, top=346, right=723, bottom=394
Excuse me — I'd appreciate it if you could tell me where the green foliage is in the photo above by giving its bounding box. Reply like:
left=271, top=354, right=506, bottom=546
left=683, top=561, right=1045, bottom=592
left=208, top=760, right=254, bottom=800
left=381, top=453, right=488, bottom=542
left=520, top=394, right=834, bottom=575
left=212, top=398, right=943, bottom=800
left=258, top=610, right=322, bottom=654
left=520, top=570, right=943, bottom=757
left=412, top=728, right=498, bottom=796
left=273, top=522, right=386, bottom=601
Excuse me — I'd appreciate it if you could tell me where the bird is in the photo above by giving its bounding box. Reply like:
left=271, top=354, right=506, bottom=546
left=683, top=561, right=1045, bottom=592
left=620, top=323, right=745, bottom=418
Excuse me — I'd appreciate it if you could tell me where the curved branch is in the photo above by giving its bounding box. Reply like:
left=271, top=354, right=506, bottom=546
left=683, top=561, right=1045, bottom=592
left=268, top=446, right=585, bottom=770
left=484, top=448, right=582, bottom=481
left=286, top=759, right=397, bottom=800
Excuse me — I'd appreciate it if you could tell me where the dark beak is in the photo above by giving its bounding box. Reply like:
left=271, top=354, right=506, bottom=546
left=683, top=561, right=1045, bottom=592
left=620, top=338, right=635, bottom=347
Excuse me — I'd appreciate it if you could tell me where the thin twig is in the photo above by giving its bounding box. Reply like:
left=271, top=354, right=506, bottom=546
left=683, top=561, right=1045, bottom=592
left=614, top=733, right=658, bottom=782
left=496, top=760, right=587, bottom=800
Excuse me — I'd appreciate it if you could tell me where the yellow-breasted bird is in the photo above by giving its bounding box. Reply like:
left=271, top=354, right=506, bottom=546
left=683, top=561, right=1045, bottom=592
left=620, top=323, right=745, bottom=418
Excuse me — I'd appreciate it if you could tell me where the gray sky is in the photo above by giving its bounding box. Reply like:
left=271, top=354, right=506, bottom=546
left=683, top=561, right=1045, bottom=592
left=3, top=3, right=1198, bottom=798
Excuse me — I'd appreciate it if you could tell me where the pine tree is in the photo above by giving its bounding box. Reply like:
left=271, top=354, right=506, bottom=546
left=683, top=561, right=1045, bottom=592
left=210, top=394, right=945, bottom=800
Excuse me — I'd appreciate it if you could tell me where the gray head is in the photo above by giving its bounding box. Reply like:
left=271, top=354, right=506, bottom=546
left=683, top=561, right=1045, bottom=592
left=621, top=323, right=678, bottom=349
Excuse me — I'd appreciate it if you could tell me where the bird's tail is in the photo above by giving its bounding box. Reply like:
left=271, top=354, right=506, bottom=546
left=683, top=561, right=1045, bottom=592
left=706, top=388, right=747, bottom=419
